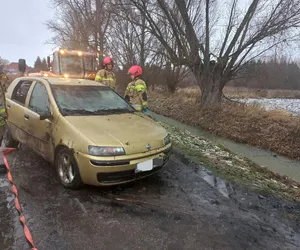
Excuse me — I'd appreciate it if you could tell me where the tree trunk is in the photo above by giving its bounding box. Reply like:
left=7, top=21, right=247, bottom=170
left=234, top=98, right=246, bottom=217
left=190, top=65, right=226, bottom=106
left=140, top=10, right=146, bottom=68
left=199, top=76, right=223, bottom=106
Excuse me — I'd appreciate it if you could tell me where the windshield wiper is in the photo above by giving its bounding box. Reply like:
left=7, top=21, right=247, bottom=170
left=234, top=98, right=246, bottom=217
left=93, top=108, right=134, bottom=115
left=61, top=108, right=134, bottom=116
left=62, top=109, right=96, bottom=115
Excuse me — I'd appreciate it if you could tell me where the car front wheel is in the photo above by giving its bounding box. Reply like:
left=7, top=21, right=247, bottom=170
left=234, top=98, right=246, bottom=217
left=55, top=147, right=83, bottom=189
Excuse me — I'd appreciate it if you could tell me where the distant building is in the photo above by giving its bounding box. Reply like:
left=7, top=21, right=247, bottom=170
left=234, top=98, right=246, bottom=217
left=3, top=62, right=33, bottom=75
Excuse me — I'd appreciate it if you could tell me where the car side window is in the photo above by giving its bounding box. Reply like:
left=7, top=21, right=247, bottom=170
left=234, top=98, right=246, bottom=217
left=11, top=80, right=33, bottom=105
left=28, top=82, right=50, bottom=114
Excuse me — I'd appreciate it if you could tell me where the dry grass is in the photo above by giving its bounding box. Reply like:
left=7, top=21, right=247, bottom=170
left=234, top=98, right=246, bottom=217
left=149, top=90, right=300, bottom=160
left=174, top=86, right=300, bottom=99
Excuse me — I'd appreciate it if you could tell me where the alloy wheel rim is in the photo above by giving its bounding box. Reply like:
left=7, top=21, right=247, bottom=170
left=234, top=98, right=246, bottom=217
left=58, top=153, right=75, bottom=184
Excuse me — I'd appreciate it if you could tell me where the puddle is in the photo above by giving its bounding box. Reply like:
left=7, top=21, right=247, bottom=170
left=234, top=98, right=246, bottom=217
left=6, top=194, right=14, bottom=209
left=196, top=167, right=231, bottom=198
left=0, top=182, right=22, bottom=250
left=150, top=112, right=300, bottom=183
left=0, top=177, right=9, bottom=188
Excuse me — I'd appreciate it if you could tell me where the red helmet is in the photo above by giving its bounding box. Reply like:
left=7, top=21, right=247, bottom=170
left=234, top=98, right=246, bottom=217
left=128, top=65, right=142, bottom=78
left=103, top=56, right=113, bottom=66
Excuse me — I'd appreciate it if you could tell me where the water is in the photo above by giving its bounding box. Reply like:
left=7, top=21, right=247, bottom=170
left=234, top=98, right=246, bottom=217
left=149, top=112, right=300, bottom=182
left=198, top=167, right=231, bottom=198
left=237, top=98, right=300, bottom=115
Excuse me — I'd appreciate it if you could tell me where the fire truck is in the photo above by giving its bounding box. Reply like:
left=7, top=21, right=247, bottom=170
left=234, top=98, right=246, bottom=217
left=18, top=48, right=98, bottom=80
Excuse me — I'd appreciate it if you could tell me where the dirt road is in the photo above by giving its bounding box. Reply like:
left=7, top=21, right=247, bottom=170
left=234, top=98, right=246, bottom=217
left=1, top=145, right=300, bottom=250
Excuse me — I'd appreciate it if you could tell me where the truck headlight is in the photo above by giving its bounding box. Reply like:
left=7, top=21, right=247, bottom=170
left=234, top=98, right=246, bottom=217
left=164, top=134, right=171, bottom=145
left=88, top=146, right=125, bottom=156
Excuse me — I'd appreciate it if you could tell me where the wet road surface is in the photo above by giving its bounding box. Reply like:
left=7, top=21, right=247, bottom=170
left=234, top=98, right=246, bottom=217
left=1, top=145, right=300, bottom=250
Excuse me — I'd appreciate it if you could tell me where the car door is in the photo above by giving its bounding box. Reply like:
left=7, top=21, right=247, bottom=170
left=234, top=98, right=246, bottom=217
left=6, top=80, right=34, bottom=143
left=24, top=81, right=54, bottom=161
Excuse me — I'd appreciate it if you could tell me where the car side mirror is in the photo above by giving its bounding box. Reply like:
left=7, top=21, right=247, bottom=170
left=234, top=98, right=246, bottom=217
left=39, top=111, right=52, bottom=120
left=18, top=59, right=26, bottom=73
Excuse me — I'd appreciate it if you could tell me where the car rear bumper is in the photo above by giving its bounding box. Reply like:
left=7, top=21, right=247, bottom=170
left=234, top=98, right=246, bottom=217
left=75, top=145, right=172, bottom=186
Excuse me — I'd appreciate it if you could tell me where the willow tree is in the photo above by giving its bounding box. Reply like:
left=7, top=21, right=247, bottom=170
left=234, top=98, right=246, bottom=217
left=118, top=0, right=300, bottom=105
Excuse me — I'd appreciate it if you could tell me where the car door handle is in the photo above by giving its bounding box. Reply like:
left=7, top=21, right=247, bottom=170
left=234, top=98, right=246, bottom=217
left=7, top=104, right=11, bottom=109
left=24, top=114, right=29, bottom=120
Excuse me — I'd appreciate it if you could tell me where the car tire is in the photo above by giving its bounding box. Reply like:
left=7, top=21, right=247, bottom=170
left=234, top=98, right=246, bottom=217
left=3, top=126, right=19, bottom=148
left=55, top=147, right=83, bottom=189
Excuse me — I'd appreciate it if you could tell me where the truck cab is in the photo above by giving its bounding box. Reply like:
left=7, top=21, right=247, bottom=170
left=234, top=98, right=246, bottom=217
left=18, top=48, right=99, bottom=80
left=49, top=49, right=98, bottom=80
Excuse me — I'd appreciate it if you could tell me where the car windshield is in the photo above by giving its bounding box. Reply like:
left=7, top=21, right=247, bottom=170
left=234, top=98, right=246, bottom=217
left=59, top=55, right=84, bottom=75
left=83, top=56, right=96, bottom=71
left=51, top=85, right=135, bottom=116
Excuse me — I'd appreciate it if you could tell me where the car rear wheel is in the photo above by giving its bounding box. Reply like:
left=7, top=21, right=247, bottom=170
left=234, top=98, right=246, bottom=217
left=55, top=147, right=83, bottom=189
left=3, top=126, right=19, bottom=148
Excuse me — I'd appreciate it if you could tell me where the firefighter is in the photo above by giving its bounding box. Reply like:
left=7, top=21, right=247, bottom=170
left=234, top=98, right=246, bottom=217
left=124, top=65, right=149, bottom=113
left=95, top=56, right=116, bottom=90
left=0, top=72, right=7, bottom=144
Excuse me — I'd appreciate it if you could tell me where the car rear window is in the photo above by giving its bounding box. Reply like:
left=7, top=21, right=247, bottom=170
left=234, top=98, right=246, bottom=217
left=51, top=85, right=134, bottom=116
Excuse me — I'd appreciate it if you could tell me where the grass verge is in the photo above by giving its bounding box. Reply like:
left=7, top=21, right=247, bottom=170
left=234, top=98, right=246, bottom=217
left=157, top=121, right=300, bottom=202
left=150, top=91, right=300, bottom=160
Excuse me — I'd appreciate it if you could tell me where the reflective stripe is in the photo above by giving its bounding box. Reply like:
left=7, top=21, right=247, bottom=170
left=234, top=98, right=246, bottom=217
left=126, top=85, right=135, bottom=90
left=95, top=76, right=114, bottom=82
left=132, top=104, right=142, bottom=111
left=135, top=84, right=146, bottom=92
left=95, top=75, right=102, bottom=81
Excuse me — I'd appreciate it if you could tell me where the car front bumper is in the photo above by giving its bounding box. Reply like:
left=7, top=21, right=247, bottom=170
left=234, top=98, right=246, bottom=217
left=75, top=144, right=172, bottom=186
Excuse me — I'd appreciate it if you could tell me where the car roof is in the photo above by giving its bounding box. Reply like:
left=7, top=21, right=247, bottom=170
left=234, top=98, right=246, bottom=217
left=46, top=77, right=105, bottom=86
left=15, top=76, right=105, bottom=86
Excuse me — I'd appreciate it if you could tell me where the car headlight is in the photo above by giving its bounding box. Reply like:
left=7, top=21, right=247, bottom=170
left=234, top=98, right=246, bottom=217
left=88, top=146, right=125, bottom=156
left=164, top=134, right=171, bottom=145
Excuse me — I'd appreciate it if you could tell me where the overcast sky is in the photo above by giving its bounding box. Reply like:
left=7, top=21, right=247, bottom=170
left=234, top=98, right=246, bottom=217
left=1, top=1, right=299, bottom=67
left=0, top=0, right=55, bottom=66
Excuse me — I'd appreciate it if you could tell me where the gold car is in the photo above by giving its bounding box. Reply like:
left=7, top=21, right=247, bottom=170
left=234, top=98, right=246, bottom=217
left=4, top=76, right=172, bottom=188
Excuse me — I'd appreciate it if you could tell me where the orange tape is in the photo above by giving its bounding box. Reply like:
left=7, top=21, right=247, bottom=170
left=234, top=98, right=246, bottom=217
left=2, top=148, right=38, bottom=250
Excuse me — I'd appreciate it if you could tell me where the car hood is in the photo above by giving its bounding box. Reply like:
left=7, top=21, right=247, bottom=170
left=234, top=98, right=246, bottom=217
left=64, top=113, right=167, bottom=155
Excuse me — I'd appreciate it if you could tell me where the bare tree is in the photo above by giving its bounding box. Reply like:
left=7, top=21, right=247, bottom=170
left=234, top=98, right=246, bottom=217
left=46, top=0, right=112, bottom=66
left=115, top=0, right=300, bottom=105
left=107, top=1, right=163, bottom=69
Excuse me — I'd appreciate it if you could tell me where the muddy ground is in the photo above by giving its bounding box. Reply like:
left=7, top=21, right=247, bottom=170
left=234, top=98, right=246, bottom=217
left=1, top=145, right=300, bottom=250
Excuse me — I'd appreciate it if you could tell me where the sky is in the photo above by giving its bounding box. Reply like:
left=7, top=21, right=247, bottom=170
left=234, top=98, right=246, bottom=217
left=0, top=1, right=55, bottom=66
left=0, top=0, right=299, bottom=67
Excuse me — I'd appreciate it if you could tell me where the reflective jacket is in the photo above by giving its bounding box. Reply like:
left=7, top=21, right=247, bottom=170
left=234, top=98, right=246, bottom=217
left=0, top=79, right=6, bottom=127
left=124, top=78, right=148, bottom=111
left=95, top=69, right=116, bottom=90
left=0, top=73, right=7, bottom=81
left=0, top=106, right=5, bottom=127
